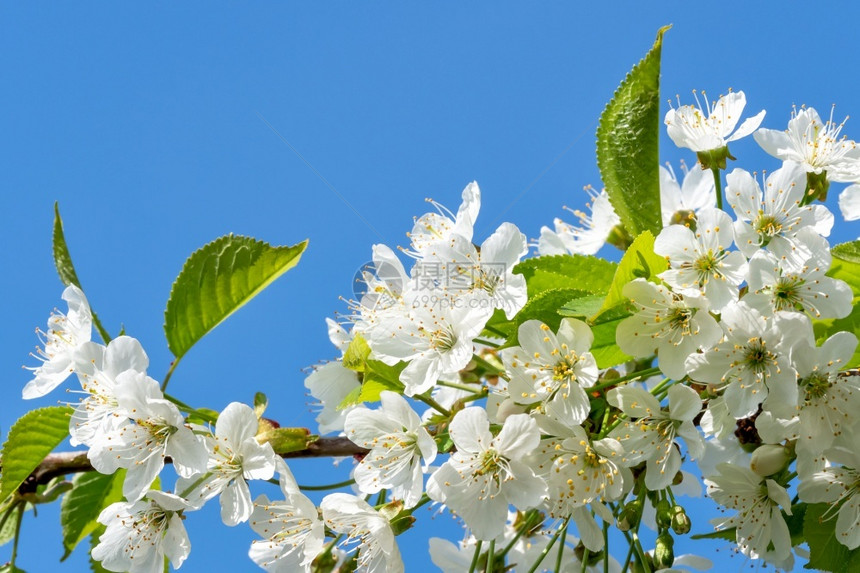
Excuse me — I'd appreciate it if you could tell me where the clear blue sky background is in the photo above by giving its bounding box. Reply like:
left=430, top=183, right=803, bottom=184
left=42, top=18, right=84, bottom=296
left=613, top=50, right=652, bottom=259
left=2, top=2, right=859, bottom=571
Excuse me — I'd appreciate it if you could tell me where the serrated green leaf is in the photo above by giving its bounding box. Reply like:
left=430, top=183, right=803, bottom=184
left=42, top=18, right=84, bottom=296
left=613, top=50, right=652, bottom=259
left=598, top=231, right=667, bottom=317
left=89, top=524, right=110, bottom=573
left=504, top=288, right=594, bottom=347
left=164, top=235, right=307, bottom=360
left=0, top=501, right=24, bottom=547
left=0, top=406, right=72, bottom=505
left=590, top=316, right=633, bottom=369
left=52, top=203, right=111, bottom=343
left=60, top=470, right=125, bottom=561
left=514, top=254, right=618, bottom=296
left=596, top=26, right=669, bottom=237
left=559, top=294, right=607, bottom=319
left=803, top=502, right=859, bottom=571
left=343, top=334, right=372, bottom=373
left=832, top=240, right=860, bottom=265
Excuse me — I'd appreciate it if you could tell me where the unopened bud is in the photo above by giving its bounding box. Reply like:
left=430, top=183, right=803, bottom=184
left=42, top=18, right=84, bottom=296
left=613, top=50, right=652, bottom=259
left=670, top=507, right=691, bottom=535
left=617, top=499, right=643, bottom=532
left=495, top=398, right=526, bottom=423
left=655, top=532, right=675, bottom=569
left=750, top=444, right=791, bottom=477
left=655, top=499, right=672, bottom=529
left=696, top=145, right=734, bottom=170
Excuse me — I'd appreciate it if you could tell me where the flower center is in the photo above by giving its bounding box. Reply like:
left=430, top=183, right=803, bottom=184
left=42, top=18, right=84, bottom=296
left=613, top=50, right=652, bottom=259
left=742, top=339, right=774, bottom=374
left=802, top=372, right=833, bottom=401
left=476, top=449, right=503, bottom=477
left=754, top=213, right=783, bottom=243
left=428, top=327, right=457, bottom=352
left=772, top=275, right=805, bottom=311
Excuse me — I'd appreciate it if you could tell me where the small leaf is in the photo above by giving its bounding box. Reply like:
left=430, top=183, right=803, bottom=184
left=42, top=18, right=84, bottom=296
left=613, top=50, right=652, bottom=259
left=254, top=392, right=268, bottom=418
left=0, top=406, right=72, bottom=505
left=832, top=240, right=860, bottom=265
left=52, top=203, right=111, bottom=343
left=803, top=502, right=857, bottom=571
left=89, top=524, right=111, bottom=573
left=559, top=294, right=607, bottom=319
left=0, top=502, right=25, bottom=547
left=164, top=235, right=307, bottom=361
left=690, top=527, right=736, bottom=542
left=598, top=231, right=667, bottom=317
left=337, top=386, right=363, bottom=411
left=785, top=503, right=807, bottom=546
left=596, top=26, right=670, bottom=237
left=60, top=470, right=125, bottom=560
left=590, top=316, right=633, bottom=369
left=342, top=334, right=372, bottom=373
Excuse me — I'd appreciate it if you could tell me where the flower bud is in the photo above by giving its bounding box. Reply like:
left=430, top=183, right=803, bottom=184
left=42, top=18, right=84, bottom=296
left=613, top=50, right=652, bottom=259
left=655, top=499, right=672, bottom=529
left=696, top=145, right=734, bottom=170
left=670, top=506, right=691, bottom=535
left=495, top=398, right=527, bottom=423
left=750, top=444, right=791, bottom=477
left=654, top=532, right=675, bottom=569
left=617, top=499, right=643, bottom=532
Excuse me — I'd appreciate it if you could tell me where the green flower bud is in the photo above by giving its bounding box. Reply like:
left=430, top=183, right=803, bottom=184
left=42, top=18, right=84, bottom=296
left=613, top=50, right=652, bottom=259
left=670, top=507, right=691, bottom=535
left=655, top=499, right=672, bottom=529
left=617, top=499, right=644, bottom=532
left=696, top=145, right=734, bottom=170
left=655, top=532, right=675, bottom=569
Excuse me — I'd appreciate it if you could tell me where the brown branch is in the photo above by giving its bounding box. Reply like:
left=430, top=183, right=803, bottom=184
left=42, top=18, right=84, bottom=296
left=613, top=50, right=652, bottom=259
left=15, top=437, right=368, bottom=492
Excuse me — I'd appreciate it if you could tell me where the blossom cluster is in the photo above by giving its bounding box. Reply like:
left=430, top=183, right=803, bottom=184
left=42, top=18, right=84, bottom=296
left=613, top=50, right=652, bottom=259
left=19, top=88, right=860, bottom=573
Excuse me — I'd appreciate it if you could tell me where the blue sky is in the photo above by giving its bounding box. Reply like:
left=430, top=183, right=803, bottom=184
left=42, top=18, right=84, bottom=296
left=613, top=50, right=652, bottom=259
left=2, top=2, right=859, bottom=571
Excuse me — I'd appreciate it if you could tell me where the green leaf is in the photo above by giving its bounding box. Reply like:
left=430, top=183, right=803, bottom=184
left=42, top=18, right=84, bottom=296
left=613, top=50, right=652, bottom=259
left=0, top=564, right=27, bottom=573
left=786, top=503, right=808, bottom=547
left=559, top=294, right=607, bottom=320
left=0, top=406, right=72, bottom=505
left=253, top=392, right=268, bottom=418
left=596, top=26, right=669, bottom=237
left=0, top=502, right=23, bottom=547
left=89, top=524, right=110, bottom=573
left=164, top=235, right=308, bottom=360
left=342, top=334, right=372, bottom=373
left=690, top=527, right=736, bottom=542
left=514, top=254, right=618, bottom=296
left=598, top=231, right=667, bottom=317
left=60, top=470, right=125, bottom=560
left=832, top=240, right=860, bottom=265
left=52, top=203, right=111, bottom=343
left=503, top=288, right=594, bottom=346
left=590, top=316, right=633, bottom=369
left=814, top=304, right=860, bottom=369
left=337, top=360, right=405, bottom=409
left=803, top=502, right=860, bottom=571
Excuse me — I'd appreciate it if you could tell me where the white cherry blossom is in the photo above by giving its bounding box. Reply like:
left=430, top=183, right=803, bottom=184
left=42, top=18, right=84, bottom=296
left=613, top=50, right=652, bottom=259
left=608, top=385, right=703, bottom=490
left=726, top=162, right=834, bottom=270
left=659, top=163, right=715, bottom=227
left=537, top=188, right=621, bottom=256
left=744, top=249, right=853, bottom=319
left=706, top=463, right=793, bottom=564
left=344, top=391, right=437, bottom=508
left=426, top=408, right=546, bottom=540
left=177, top=402, right=277, bottom=526
left=88, top=372, right=207, bottom=501
left=249, top=459, right=325, bottom=572
left=655, top=207, right=747, bottom=311
left=321, top=493, right=404, bottom=573
left=664, top=90, right=764, bottom=153
left=408, top=181, right=480, bottom=256
left=615, top=279, right=721, bottom=380
left=798, top=445, right=860, bottom=549
left=92, top=490, right=192, bottom=573
left=839, top=184, right=860, bottom=222
left=754, top=105, right=860, bottom=182
left=23, top=284, right=92, bottom=399
left=502, top=319, right=598, bottom=426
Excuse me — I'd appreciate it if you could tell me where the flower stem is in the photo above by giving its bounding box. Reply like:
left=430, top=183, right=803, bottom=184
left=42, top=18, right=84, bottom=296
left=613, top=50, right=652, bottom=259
left=526, top=518, right=569, bottom=573
left=161, top=356, right=182, bottom=392
left=298, top=478, right=356, bottom=491
left=468, top=540, right=483, bottom=573
left=10, top=502, right=25, bottom=569
left=414, top=394, right=452, bottom=417
left=555, top=521, right=569, bottom=573
left=710, top=165, right=723, bottom=211
left=486, top=539, right=496, bottom=573
left=590, top=367, right=661, bottom=393
left=437, top=380, right=486, bottom=394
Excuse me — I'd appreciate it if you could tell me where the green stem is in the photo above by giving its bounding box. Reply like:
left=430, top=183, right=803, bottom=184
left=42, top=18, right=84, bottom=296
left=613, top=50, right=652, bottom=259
left=555, top=522, right=568, bottom=573
left=496, top=512, right=540, bottom=560
left=179, top=471, right=212, bottom=498
left=483, top=324, right=509, bottom=339
left=161, top=357, right=182, bottom=392
left=590, top=367, right=662, bottom=393
left=632, top=531, right=652, bottom=573
left=164, top=393, right=218, bottom=424
left=474, top=337, right=501, bottom=348
left=471, top=353, right=508, bottom=379
left=91, top=312, right=112, bottom=345
left=710, top=165, right=723, bottom=211
left=298, top=478, right=356, bottom=492
left=486, top=539, right=496, bottom=573
left=415, top=394, right=451, bottom=417
left=602, top=520, right=610, bottom=573
left=526, top=518, right=569, bottom=573
left=437, top=380, right=486, bottom=394
left=10, top=502, right=25, bottom=569
left=468, top=540, right=483, bottom=573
